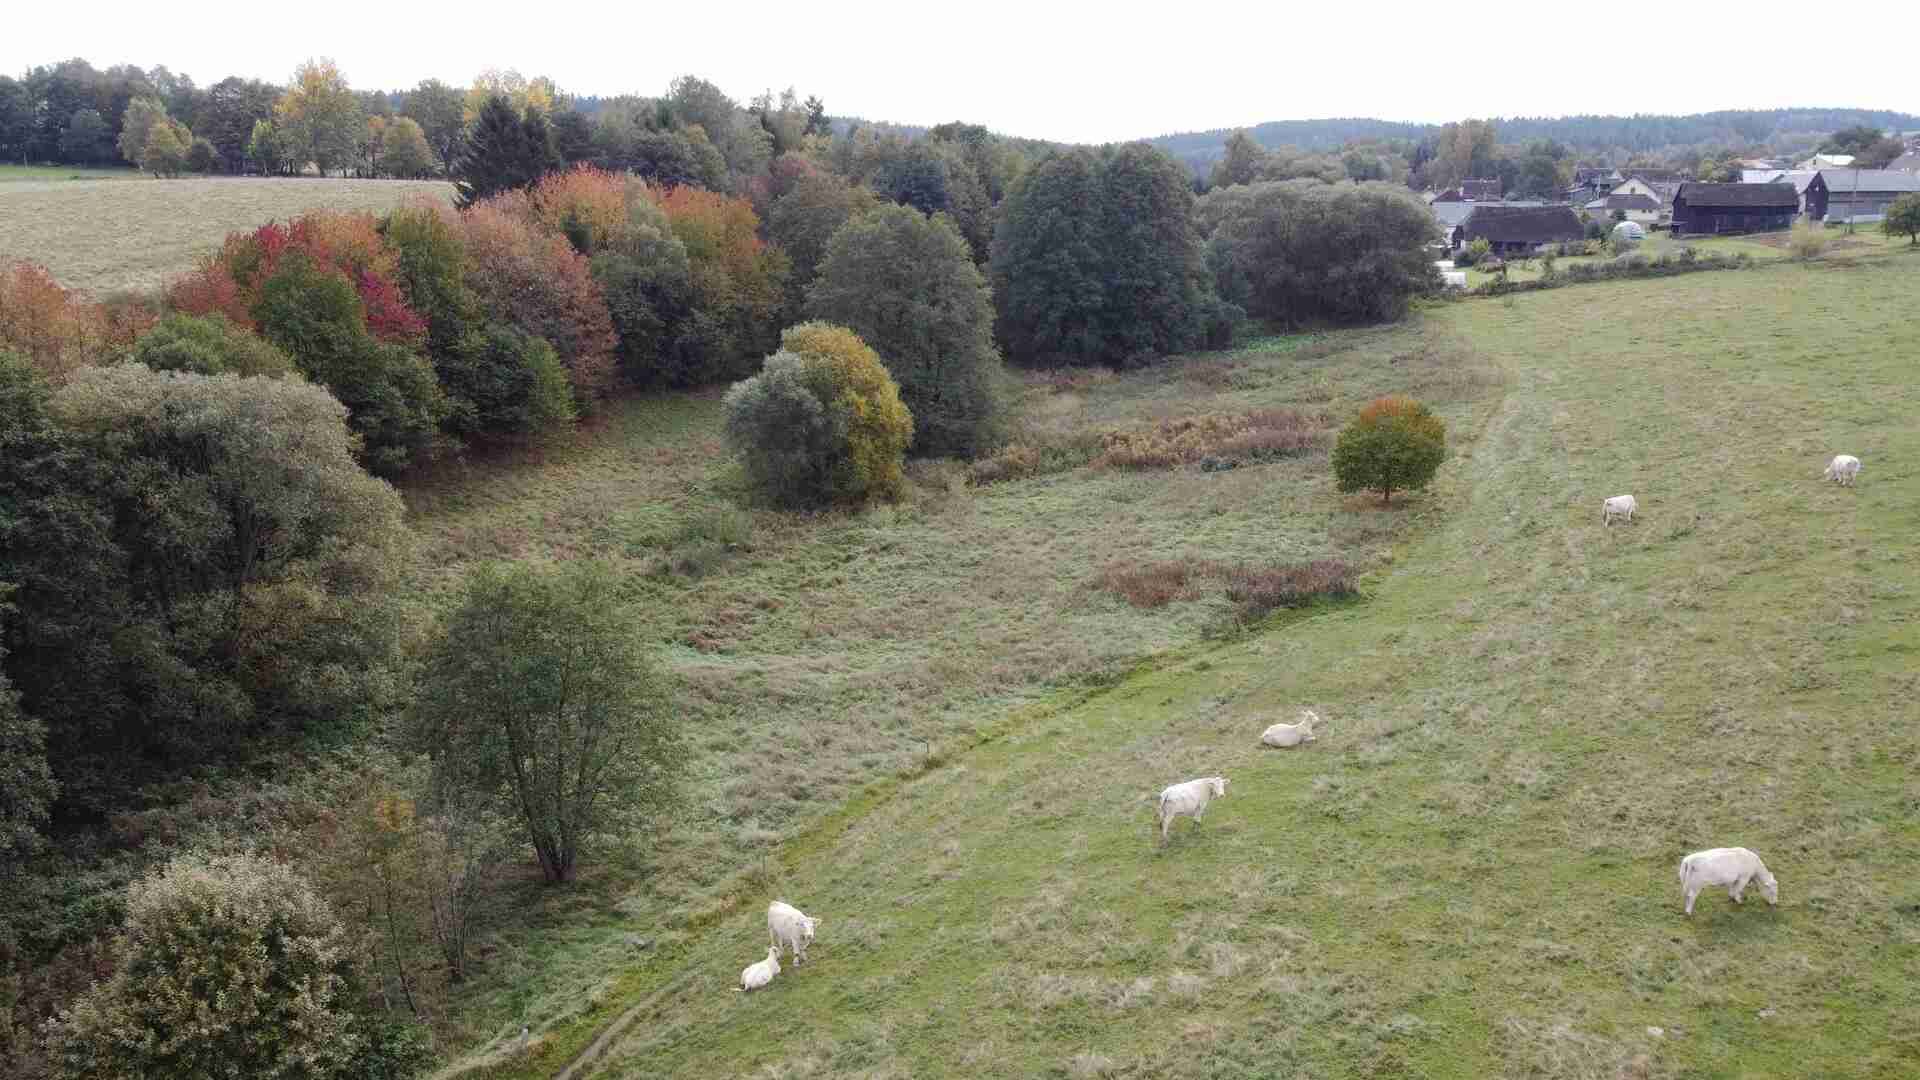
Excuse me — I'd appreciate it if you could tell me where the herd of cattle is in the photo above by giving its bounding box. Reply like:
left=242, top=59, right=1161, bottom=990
left=735, top=454, right=1863, bottom=992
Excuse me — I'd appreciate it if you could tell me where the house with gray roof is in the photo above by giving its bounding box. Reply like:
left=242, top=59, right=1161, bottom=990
left=1806, top=170, right=1920, bottom=223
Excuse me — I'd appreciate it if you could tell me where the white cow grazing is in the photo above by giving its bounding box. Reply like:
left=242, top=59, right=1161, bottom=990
left=1822, top=454, right=1861, bottom=486
left=1155, top=777, right=1228, bottom=843
left=1602, top=494, right=1638, bottom=526
left=1260, top=709, right=1320, bottom=748
left=737, top=945, right=781, bottom=992
left=1678, top=847, right=1778, bottom=916
left=767, top=900, right=821, bottom=964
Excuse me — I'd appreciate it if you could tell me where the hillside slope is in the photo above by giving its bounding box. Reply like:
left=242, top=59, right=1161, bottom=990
left=537, top=258, right=1920, bottom=1079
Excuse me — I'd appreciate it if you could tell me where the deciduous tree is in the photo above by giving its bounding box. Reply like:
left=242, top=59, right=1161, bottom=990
left=276, top=58, right=365, bottom=176
left=414, top=560, right=684, bottom=884
left=807, top=205, right=1003, bottom=457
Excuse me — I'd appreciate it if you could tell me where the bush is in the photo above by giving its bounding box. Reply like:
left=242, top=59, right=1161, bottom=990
left=1202, top=179, right=1440, bottom=327
left=1330, top=395, right=1446, bottom=504
left=723, top=322, right=914, bottom=507
left=806, top=204, right=1004, bottom=457
left=130, top=313, right=295, bottom=376
left=43, top=852, right=427, bottom=1080
left=413, top=561, right=684, bottom=884
left=1884, top=193, right=1920, bottom=245
left=1094, top=409, right=1326, bottom=470
left=1788, top=220, right=1829, bottom=261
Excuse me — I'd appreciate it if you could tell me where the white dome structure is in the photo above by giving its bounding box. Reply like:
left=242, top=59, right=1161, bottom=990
left=1611, top=220, right=1646, bottom=246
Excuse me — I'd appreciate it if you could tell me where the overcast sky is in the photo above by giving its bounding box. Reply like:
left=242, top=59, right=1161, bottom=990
left=10, top=3, right=1919, bottom=143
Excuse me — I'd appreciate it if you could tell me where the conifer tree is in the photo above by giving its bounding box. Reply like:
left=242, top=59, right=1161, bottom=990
left=453, top=94, right=560, bottom=209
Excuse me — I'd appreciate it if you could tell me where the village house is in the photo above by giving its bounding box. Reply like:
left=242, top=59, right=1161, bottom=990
left=1669, top=182, right=1798, bottom=236
left=1805, top=169, right=1920, bottom=223
left=1451, top=204, right=1584, bottom=255
left=1432, top=178, right=1505, bottom=202
left=1889, top=151, right=1920, bottom=173
left=1582, top=175, right=1676, bottom=226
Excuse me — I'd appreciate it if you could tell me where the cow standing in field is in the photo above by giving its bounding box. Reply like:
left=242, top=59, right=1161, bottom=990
left=1603, top=494, right=1638, bottom=526
left=1155, top=776, right=1229, bottom=844
left=1678, top=847, right=1778, bottom=915
left=767, top=901, right=821, bottom=965
left=1821, top=455, right=1861, bottom=486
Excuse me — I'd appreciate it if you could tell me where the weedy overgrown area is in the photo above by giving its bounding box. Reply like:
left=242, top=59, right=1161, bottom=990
left=0, top=176, right=453, bottom=294
left=449, top=255, right=1917, bottom=1078
left=397, top=317, right=1502, bottom=1065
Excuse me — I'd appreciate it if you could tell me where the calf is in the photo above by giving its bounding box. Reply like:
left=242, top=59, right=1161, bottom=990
left=1602, top=494, right=1638, bottom=526
left=767, top=900, right=821, bottom=964
left=737, top=945, right=781, bottom=992
left=1260, top=709, right=1320, bottom=748
left=1678, top=847, right=1778, bottom=915
left=1821, top=454, right=1861, bottom=487
left=1155, top=776, right=1228, bottom=844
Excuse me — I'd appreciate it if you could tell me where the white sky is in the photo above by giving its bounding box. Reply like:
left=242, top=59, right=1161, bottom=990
left=9, top=2, right=1919, bottom=144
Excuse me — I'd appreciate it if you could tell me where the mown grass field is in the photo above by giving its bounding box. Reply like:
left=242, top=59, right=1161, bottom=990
left=0, top=163, right=140, bottom=182
left=420, top=253, right=1920, bottom=1078
left=0, top=176, right=453, bottom=294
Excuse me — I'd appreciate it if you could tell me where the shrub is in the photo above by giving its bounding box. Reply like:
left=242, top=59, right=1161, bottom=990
left=722, top=322, right=914, bottom=507
left=413, top=561, right=685, bottom=884
left=1788, top=220, right=1829, bottom=261
left=130, top=313, right=295, bottom=376
left=1222, top=560, right=1357, bottom=621
left=1094, top=409, right=1326, bottom=470
left=1202, top=179, right=1440, bottom=327
left=806, top=204, right=1005, bottom=457
left=458, top=201, right=618, bottom=404
left=1331, top=395, right=1446, bottom=504
left=43, top=852, right=427, bottom=1080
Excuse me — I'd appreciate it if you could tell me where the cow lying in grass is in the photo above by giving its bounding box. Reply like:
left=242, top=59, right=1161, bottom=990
left=737, top=945, right=781, bottom=992
left=1261, top=710, right=1319, bottom=748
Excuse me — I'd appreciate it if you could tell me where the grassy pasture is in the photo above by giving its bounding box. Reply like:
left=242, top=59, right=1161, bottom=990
left=429, top=255, right=1920, bottom=1078
left=0, top=176, right=453, bottom=294
left=0, top=163, right=141, bottom=182
left=400, top=318, right=1504, bottom=1062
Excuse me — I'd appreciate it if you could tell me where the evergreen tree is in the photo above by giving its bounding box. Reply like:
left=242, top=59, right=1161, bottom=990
left=453, top=94, right=560, bottom=209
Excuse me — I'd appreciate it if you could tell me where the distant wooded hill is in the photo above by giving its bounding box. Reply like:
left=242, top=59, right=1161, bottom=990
left=1149, top=108, right=1920, bottom=169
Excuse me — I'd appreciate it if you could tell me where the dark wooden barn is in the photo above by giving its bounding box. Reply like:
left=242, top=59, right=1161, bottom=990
left=1452, top=205, right=1584, bottom=255
left=1669, top=183, right=1797, bottom=236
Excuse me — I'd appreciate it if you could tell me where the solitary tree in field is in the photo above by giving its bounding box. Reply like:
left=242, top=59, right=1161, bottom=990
left=413, top=560, right=684, bottom=883
left=277, top=58, right=365, bottom=176
left=1331, top=396, right=1446, bottom=504
left=1883, top=194, right=1920, bottom=245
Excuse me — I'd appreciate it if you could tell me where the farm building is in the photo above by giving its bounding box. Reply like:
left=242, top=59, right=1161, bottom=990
left=1451, top=205, right=1584, bottom=255
left=1804, top=170, right=1920, bottom=223
left=1890, top=152, right=1920, bottom=173
left=1433, top=178, right=1504, bottom=202
left=1669, top=183, right=1797, bottom=236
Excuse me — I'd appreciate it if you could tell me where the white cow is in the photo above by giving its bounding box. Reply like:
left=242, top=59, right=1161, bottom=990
left=1821, top=454, right=1861, bottom=487
left=767, top=900, right=821, bottom=964
left=1678, top=847, right=1778, bottom=916
left=1260, top=709, right=1320, bottom=748
left=1155, top=776, right=1228, bottom=844
left=1602, top=494, right=1638, bottom=526
left=737, top=945, right=781, bottom=992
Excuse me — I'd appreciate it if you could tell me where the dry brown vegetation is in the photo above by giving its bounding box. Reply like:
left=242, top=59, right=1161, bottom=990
left=0, top=177, right=454, bottom=295
left=1098, top=558, right=1357, bottom=621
